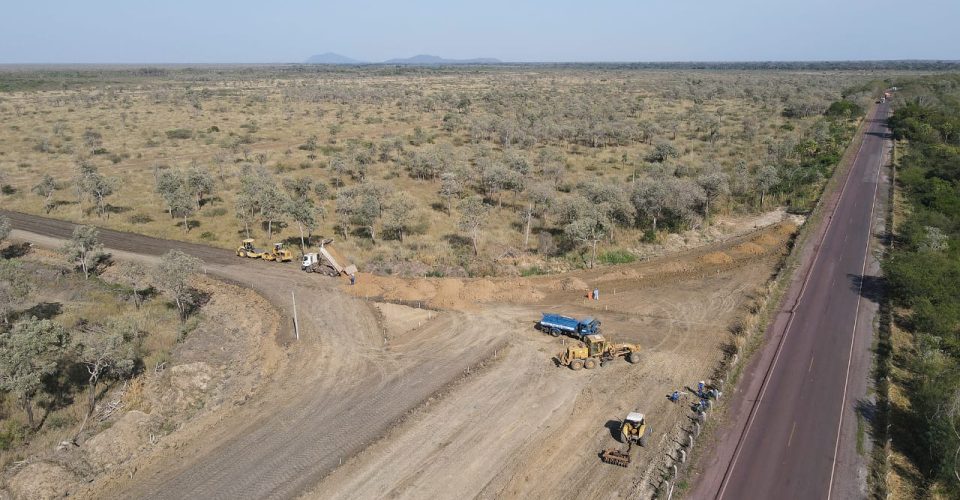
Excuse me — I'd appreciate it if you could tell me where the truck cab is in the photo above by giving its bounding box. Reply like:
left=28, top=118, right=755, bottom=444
left=577, top=317, right=600, bottom=336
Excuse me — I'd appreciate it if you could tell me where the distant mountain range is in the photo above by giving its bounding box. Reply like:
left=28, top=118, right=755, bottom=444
left=304, top=53, right=501, bottom=65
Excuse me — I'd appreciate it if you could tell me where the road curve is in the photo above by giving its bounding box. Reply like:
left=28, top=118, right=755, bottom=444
left=691, top=103, right=891, bottom=499
left=1, top=210, right=512, bottom=499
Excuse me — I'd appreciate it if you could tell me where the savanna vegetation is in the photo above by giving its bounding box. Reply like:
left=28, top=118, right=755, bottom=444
left=0, top=221, right=205, bottom=467
left=0, top=65, right=882, bottom=275
left=883, top=73, right=960, bottom=498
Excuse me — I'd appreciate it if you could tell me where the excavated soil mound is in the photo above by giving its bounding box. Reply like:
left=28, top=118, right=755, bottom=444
left=732, top=242, right=766, bottom=256
left=559, top=277, right=589, bottom=291
left=8, top=462, right=80, bottom=499
left=701, top=252, right=734, bottom=265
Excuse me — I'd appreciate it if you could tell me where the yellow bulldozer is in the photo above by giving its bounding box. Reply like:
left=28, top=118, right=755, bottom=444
left=555, top=334, right=641, bottom=370
left=262, top=242, right=293, bottom=263
left=601, top=412, right=650, bottom=467
left=236, top=238, right=266, bottom=258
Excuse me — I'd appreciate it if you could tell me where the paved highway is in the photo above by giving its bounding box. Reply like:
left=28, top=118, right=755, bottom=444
left=692, top=102, right=891, bottom=499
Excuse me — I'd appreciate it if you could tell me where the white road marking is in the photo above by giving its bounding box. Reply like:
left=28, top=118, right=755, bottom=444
left=826, top=109, right=887, bottom=500
left=808, top=356, right=815, bottom=373
left=787, top=422, right=798, bottom=448
left=716, top=105, right=875, bottom=500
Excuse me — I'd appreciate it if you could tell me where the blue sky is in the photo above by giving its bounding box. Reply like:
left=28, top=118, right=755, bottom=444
left=2, top=0, right=958, bottom=63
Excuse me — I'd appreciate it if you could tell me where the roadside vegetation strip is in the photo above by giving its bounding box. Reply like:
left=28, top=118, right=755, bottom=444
left=880, top=75, right=960, bottom=498
left=673, top=101, right=877, bottom=496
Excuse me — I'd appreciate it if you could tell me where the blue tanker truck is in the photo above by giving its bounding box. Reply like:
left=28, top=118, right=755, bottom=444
left=537, top=313, right=601, bottom=338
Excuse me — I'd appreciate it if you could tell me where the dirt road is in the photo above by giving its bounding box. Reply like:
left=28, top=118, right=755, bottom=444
left=690, top=103, right=891, bottom=499
left=3, top=210, right=794, bottom=499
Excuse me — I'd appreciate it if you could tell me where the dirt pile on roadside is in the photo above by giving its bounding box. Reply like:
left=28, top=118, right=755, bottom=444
left=701, top=252, right=734, bottom=265
left=349, top=274, right=544, bottom=310
left=7, top=462, right=81, bottom=499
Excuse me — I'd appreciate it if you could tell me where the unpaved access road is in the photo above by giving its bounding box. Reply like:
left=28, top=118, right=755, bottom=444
left=3, top=210, right=794, bottom=499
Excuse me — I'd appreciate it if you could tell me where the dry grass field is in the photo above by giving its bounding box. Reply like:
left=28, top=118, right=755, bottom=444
left=0, top=66, right=882, bottom=275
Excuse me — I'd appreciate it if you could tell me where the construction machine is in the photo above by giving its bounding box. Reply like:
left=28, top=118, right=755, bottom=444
left=301, top=239, right=358, bottom=277
left=262, top=242, right=293, bottom=263
left=601, top=412, right=650, bottom=467
left=555, top=334, right=641, bottom=370
left=236, top=239, right=266, bottom=259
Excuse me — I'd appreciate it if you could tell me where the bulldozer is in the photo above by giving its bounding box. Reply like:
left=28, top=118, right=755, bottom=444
left=236, top=238, right=266, bottom=259
left=555, top=334, right=641, bottom=370
left=600, top=412, right=650, bottom=467
left=262, top=242, right=293, bottom=263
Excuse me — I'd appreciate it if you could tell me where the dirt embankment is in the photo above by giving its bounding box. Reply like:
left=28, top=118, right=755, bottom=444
left=5, top=211, right=798, bottom=500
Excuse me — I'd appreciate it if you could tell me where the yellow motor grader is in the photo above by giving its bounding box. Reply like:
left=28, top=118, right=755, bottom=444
left=555, top=334, right=641, bottom=370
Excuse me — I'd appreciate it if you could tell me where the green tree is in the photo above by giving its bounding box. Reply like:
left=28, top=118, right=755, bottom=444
left=0, top=215, right=10, bottom=244
left=186, top=165, right=216, bottom=210
left=697, top=170, right=731, bottom=222
left=382, top=191, right=419, bottom=242
left=73, top=317, right=141, bottom=434
left=154, top=250, right=203, bottom=321
left=0, top=259, right=32, bottom=325
left=564, top=199, right=612, bottom=268
left=31, top=174, right=58, bottom=214
left=0, top=317, right=69, bottom=429
left=286, top=197, right=318, bottom=252
left=457, top=196, right=490, bottom=256
left=60, top=225, right=104, bottom=279
left=756, top=165, right=780, bottom=207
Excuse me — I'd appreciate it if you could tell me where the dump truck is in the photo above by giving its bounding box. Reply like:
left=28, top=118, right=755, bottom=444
left=537, top=313, right=600, bottom=339
left=237, top=239, right=266, bottom=259
left=262, top=242, right=294, bottom=263
left=601, top=412, right=651, bottom=467
left=555, top=334, right=641, bottom=370
left=301, top=239, right=358, bottom=277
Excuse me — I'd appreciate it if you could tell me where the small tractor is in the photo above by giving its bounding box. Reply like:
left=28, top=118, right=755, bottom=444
left=600, top=412, right=650, bottom=467
left=555, top=334, right=641, bottom=370
left=237, top=239, right=266, bottom=259
left=262, top=242, right=293, bottom=263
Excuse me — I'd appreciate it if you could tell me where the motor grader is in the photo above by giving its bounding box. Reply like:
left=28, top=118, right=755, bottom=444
left=262, top=242, right=293, bottom=263
left=555, top=334, right=641, bottom=370
left=601, top=412, right=650, bottom=467
left=236, top=238, right=266, bottom=258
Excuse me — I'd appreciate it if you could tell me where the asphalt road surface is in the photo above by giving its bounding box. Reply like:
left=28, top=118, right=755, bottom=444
left=691, top=102, right=891, bottom=499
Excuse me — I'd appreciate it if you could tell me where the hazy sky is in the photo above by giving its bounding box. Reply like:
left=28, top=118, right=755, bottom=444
left=3, top=0, right=958, bottom=63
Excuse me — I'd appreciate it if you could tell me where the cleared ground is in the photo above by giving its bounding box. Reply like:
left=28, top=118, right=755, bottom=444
left=5, top=210, right=793, bottom=499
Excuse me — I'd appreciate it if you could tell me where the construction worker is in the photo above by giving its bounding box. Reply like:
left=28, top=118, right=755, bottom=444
left=593, top=288, right=599, bottom=301
left=350, top=273, right=356, bottom=285
left=697, top=380, right=705, bottom=398
left=668, top=390, right=680, bottom=403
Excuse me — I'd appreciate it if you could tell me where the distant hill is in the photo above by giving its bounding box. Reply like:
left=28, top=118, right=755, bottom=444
left=305, top=52, right=364, bottom=64
left=383, top=54, right=501, bottom=65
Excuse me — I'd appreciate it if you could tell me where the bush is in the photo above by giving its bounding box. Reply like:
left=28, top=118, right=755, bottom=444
left=128, top=214, right=153, bottom=224
left=520, top=266, right=547, bottom=277
left=165, top=128, right=193, bottom=140
left=598, top=249, right=636, bottom=265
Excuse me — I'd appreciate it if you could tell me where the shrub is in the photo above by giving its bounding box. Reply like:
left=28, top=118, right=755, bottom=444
left=598, top=249, right=636, bottom=265
left=520, top=266, right=547, bottom=277
left=128, top=214, right=153, bottom=224
left=165, top=128, right=193, bottom=140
